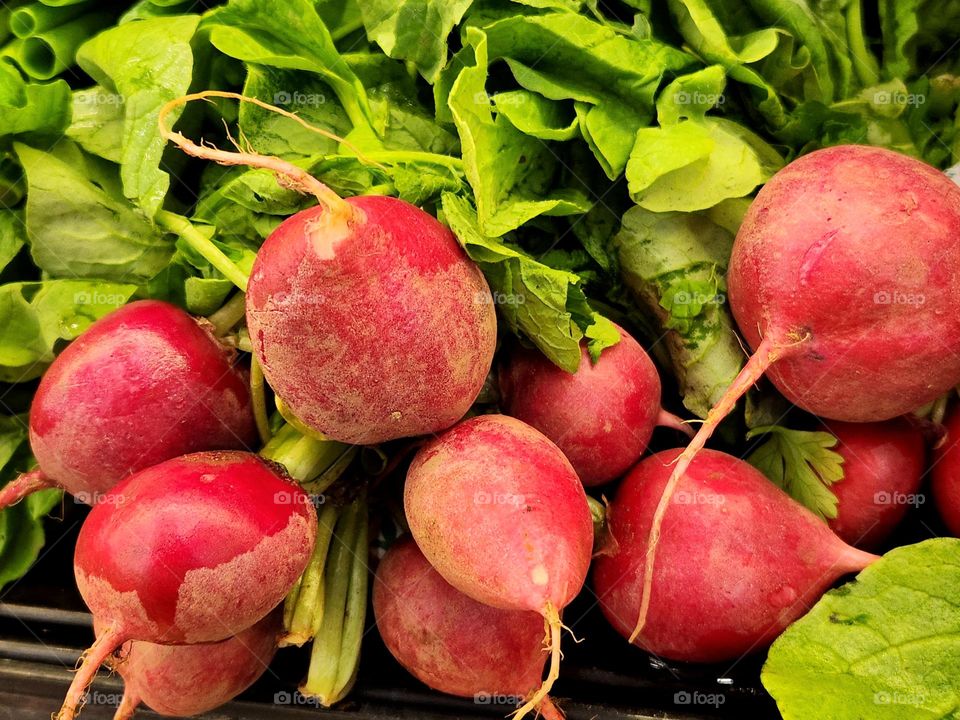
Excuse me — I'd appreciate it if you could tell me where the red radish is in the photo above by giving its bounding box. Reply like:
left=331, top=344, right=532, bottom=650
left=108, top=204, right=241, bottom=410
left=0, top=300, right=256, bottom=510
left=498, top=323, right=691, bottom=486
left=158, top=92, right=497, bottom=446
left=632, top=145, right=960, bottom=642
left=57, top=451, right=316, bottom=720
left=593, top=449, right=878, bottom=663
left=105, top=611, right=280, bottom=719
left=933, top=409, right=960, bottom=536
left=404, top=414, right=592, bottom=720
left=825, top=420, right=926, bottom=549
left=373, top=538, right=561, bottom=719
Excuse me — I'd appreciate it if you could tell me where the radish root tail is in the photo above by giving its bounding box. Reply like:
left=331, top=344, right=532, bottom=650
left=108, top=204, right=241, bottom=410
left=0, top=468, right=52, bottom=510
left=158, top=91, right=362, bottom=222
left=655, top=409, right=694, bottom=438
left=538, top=695, right=565, bottom=720
left=112, top=692, right=139, bottom=720
left=56, top=626, right=126, bottom=720
left=628, top=334, right=803, bottom=643
left=513, top=603, right=563, bottom=720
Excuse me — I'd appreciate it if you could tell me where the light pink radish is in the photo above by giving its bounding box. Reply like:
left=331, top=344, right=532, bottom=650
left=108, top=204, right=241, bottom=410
left=632, top=145, right=960, bottom=642
left=0, top=300, right=256, bottom=510
left=825, top=420, right=926, bottom=549
left=499, top=323, right=690, bottom=486
left=594, top=448, right=878, bottom=662
left=104, top=611, right=280, bottom=719
left=404, top=414, right=592, bottom=719
left=933, top=409, right=960, bottom=536
left=373, top=538, right=561, bottom=719
left=57, top=451, right=316, bottom=720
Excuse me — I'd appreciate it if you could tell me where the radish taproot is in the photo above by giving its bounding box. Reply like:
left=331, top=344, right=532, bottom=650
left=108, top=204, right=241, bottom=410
left=499, top=323, right=690, bottom=486
left=158, top=92, right=497, bottom=446
left=593, top=449, right=878, bottom=662
left=57, top=451, right=316, bottom=720
left=933, top=409, right=960, bottom=536
left=825, top=420, right=926, bottom=549
left=0, top=300, right=256, bottom=510
left=631, top=145, right=960, bottom=641
left=106, top=610, right=280, bottom=719
left=373, top=538, right=561, bottom=719
left=404, top=414, right=592, bottom=720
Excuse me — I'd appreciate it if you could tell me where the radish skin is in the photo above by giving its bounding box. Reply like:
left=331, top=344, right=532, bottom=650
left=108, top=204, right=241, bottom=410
left=634, top=145, right=960, bottom=640
left=404, top=415, right=592, bottom=720
left=594, top=449, right=878, bottom=662
left=2, top=300, right=256, bottom=510
left=499, top=324, right=690, bottom=486
left=933, top=410, right=960, bottom=536
left=58, top=451, right=316, bottom=720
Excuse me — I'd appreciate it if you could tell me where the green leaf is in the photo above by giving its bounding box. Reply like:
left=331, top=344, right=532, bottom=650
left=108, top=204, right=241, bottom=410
left=627, top=117, right=783, bottom=212
left=746, top=425, right=845, bottom=521
left=0, top=211, right=25, bottom=275
left=762, top=539, right=960, bottom=720
left=656, top=65, right=728, bottom=124
left=206, top=0, right=376, bottom=138
left=449, top=27, right=589, bottom=237
left=441, top=192, right=616, bottom=372
left=15, top=143, right=174, bottom=283
left=66, top=86, right=126, bottom=163
left=76, top=15, right=201, bottom=216
left=0, top=280, right=137, bottom=382
left=0, top=62, right=71, bottom=140
left=494, top=90, right=579, bottom=141
left=615, top=204, right=743, bottom=418
left=357, top=0, right=473, bottom=82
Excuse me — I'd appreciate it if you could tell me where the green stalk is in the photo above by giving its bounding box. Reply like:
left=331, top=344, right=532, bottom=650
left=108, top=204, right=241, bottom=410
left=282, top=502, right=339, bottom=646
left=249, top=356, right=272, bottom=445
left=205, top=291, right=246, bottom=337
left=10, top=3, right=86, bottom=38
left=260, top=423, right=355, bottom=489
left=845, top=1, right=880, bottom=87
left=300, top=496, right=368, bottom=705
left=155, top=210, right=249, bottom=292
left=2, top=12, right=110, bottom=80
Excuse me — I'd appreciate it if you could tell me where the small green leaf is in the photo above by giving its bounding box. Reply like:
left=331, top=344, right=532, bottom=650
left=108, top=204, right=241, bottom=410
left=747, top=425, right=845, bottom=521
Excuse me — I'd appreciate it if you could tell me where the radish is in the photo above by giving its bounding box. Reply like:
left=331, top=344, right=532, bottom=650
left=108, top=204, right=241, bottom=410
left=158, top=92, right=497, bottom=446
left=593, top=448, right=878, bottom=662
left=631, top=145, right=960, bottom=641
left=825, top=419, right=926, bottom=549
left=933, top=409, right=960, bottom=536
left=0, top=300, right=256, bottom=510
left=373, top=538, right=561, bottom=719
left=105, top=610, right=280, bottom=719
left=57, top=451, right=316, bottom=720
left=498, top=323, right=691, bottom=486
left=404, top=414, right=592, bottom=720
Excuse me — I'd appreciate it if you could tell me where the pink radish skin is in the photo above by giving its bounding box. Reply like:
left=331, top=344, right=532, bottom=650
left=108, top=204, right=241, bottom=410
left=593, top=448, right=878, bottom=663
left=58, top=451, right=316, bottom=720
left=246, top=195, right=497, bottom=445
left=0, top=300, right=256, bottom=510
left=103, top=611, right=280, bottom=719
left=499, top=324, right=690, bottom=486
left=632, top=145, right=960, bottom=643
left=826, top=420, right=926, bottom=549
left=374, top=538, right=561, bottom=719
left=404, top=414, right=592, bottom=719
left=933, top=410, right=960, bottom=536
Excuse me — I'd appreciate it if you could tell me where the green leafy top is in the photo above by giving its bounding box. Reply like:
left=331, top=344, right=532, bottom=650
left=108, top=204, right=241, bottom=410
left=747, top=425, right=845, bottom=520
left=763, top=539, right=960, bottom=720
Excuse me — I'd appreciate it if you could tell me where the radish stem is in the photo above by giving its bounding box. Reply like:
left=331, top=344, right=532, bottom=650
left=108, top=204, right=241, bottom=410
left=0, top=468, right=52, bottom=509
left=155, top=210, right=249, bottom=291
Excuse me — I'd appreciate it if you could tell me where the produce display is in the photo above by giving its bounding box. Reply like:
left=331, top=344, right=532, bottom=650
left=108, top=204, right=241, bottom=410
left=0, top=1, right=958, bottom=720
